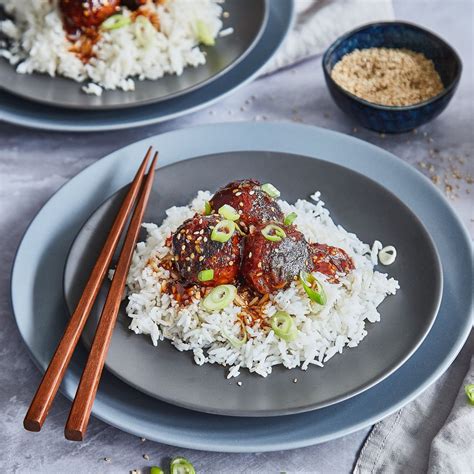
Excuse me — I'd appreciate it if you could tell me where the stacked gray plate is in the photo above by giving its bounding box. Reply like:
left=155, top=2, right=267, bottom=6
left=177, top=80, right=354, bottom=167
left=0, top=0, right=295, bottom=131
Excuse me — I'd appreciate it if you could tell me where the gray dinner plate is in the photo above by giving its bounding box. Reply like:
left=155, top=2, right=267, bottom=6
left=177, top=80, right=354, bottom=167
left=0, top=0, right=267, bottom=110
left=64, top=151, right=442, bottom=416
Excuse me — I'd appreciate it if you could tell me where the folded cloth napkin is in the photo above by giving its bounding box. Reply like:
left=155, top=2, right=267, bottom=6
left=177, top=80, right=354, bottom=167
left=263, top=0, right=394, bottom=74
left=354, top=331, right=474, bottom=474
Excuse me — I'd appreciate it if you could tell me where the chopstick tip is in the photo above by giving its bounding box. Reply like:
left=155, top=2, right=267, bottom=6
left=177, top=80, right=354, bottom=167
left=23, top=418, right=42, bottom=432
left=64, top=427, right=84, bottom=442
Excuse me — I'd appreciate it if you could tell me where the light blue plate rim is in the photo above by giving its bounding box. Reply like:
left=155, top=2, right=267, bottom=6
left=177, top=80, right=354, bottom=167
left=0, top=0, right=294, bottom=132
left=11, top=123, right=473, bottom=452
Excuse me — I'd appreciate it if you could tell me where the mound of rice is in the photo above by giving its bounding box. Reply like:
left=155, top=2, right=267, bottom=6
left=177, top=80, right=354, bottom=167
left=0, top=0, right=224, bottom=95
left=124, top=190, right=400, bottom=378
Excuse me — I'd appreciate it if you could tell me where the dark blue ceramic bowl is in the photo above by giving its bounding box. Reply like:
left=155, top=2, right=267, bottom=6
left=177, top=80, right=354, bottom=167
left=322, top=22, right=462, bottom=133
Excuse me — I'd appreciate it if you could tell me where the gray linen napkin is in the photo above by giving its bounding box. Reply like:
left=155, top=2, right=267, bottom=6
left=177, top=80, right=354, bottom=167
left=354, top=332, right=474, bottom=474
left=263, top=0, right=394, bottom=75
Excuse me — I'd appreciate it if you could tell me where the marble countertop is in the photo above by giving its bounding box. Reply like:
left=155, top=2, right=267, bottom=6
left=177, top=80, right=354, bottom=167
left=1, top=1, right=472, bottom=473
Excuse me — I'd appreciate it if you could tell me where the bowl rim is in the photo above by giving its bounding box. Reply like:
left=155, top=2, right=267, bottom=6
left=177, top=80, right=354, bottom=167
left=322, top=20, right=463, bottom=112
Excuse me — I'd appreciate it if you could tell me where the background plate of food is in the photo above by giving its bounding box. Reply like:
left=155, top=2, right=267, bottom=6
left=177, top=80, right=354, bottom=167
left=0, top=0, right=291, bottom=131
left=0, top=0, right=267, bottom=109
left=11, top=123, right=471, bottom=449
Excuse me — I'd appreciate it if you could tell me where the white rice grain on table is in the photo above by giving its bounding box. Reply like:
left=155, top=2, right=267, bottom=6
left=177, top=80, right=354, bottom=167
left=125, top=190, right=399, bottom=378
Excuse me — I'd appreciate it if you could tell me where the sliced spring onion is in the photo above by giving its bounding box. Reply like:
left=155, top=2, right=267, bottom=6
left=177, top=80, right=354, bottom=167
left=218, top=204, right=239, bottom=221
left=261, top=183, right=280, bottom=198
left=211, top=219, right=236, bottom=242
left=261, top=224, right=286, bottom=242
left=270, top=311, right=297, bottom=342
left=204, top=201, right=212, bottom=215
left=379, top=245, right=397, bottom=265
left=134, top=15, right=155, bottom=47
left=284, top=212, right=297, bottom=226
left=223, top=328, right=247, bottom=348
left=197, top=269, right=214, bottom=282
left=170, top=457, right=196, bottom=474
left=150, top=467, right=164, bottom=474
left=299, top=271, right=327, bottom=305
left=101, top=14, right=131, bottom=31
left=465, top=384, right=474, bottom=405
left=202, top=285, right=237, bottom=311
left=196, top=19, right=215, bottom=46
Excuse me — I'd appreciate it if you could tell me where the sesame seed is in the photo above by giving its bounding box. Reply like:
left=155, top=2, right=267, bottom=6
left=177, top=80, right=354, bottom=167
left=104, top=457, right=111, bottom=462
left=143, top=454, right=150, bottom=461
left=237, top=381, right=242, bottom=386
left=181, top=245, right=186, bottom=251
left=248, top=252, right=252, bottom=258
left=293, top=378, right=298, bottom=383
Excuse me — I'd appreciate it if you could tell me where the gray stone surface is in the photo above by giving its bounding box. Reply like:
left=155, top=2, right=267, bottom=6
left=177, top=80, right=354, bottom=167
left=0, top=1, right=472, bottom=473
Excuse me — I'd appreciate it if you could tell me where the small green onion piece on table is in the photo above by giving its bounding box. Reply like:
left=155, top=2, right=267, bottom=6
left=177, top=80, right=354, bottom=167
left=224, top=328, right=247, bottom=348
left=202, top=284, right=237, bottom=311
left=465, top=384, right=474, bottom=405
left=261, top=224, right=286, bottom=242
left=299, top=271, right=327, bottom=305
left=261, top=183, right=280, bottom=198
left=150, top=467, right=164, bottom=474
left=204, top=201, right=212, bottom=215
left=270, top=311, right=297, bottom=342
left=211, top=219, right=236, bottom=242
left=170, top=456, right=196, bottom=474
left=284, top=212, right=297, bottom=226
left=197, top=269, right=214, bottom=282
left=218, top=204, right=239, bottom=221
left=196, top=19, right=215, bottom=46
left=101, top=14, right=131, bottom=30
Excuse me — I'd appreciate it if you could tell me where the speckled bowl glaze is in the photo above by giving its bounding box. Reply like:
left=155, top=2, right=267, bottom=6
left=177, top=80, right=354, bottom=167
left=322, top=22, right=462, bottom=133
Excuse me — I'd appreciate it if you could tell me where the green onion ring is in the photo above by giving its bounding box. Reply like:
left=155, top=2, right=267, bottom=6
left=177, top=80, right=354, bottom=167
left=202, top=285, right=237, bottom=312
left=218, top=204, right=239, bottom=221
left=261, top=224, right=286, bottom=242
left=261, top=183, right=281, bottom=198
left=197, top=269, right=214, bottom=282
left=101, top=14, right=131, bottom=31
left=465, top=384, right=474, bottom=405
left=150, top=467, right=164, bottom=474
left=223, top=326, right=247, bottom=348
left=170, top=457, right=196, bottom=474
left=203, top=201, right=212, bottom=215
left=270, top=311, right=297, bottom=342
left=299, top=271, right=327, bottom=305
left=284, top=212, right=297, bottom=226
left=211, top=219, right=236, bottom=242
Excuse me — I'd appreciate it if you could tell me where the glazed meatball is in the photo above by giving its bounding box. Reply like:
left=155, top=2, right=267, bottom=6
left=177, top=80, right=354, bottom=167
left=241, top=223, right=313, bottom=294
left=59, top=0, right=120, bottom=33
left=172, top=215, right=241, bottom=287
left=311, top=243, right=354, bottom=281
left=209, top=179, right=284, bottom=230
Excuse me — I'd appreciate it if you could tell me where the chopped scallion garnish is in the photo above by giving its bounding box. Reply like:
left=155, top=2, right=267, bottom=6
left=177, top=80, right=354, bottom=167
left=211, top=219, right=236, bottom=242
left=198, top=269, right=214, bottom=282
left=261, top=183, right=280, bottom=198
left=270, top=311, right=297, bottom=342
left=204, top=201, right=212, bottom=215
left=299, top=271, right=327, bottom=305
left=101, top=14, right=131, bottom=31
left=202, top=285, right=237, bottom=311
left=261, top=224, right=286, bottom=242
left=170, top=457, right=196, bottom=474
left=196, top=20, right=215, bottom=46
left=465, top=384, right=474, bottom=405
left=218, top=204, right=239, bottom=221
left=284, top=212, right=297, bottom=226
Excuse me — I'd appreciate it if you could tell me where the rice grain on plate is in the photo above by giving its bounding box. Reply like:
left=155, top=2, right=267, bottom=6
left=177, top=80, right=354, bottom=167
left=0, top=0, right=224, bottom=95
left=125, top=191, right=399, bottom=378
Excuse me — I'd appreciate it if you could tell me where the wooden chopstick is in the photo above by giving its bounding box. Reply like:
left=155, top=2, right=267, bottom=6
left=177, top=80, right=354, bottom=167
left=23, top=147, right=153, bottom=433
left=64, top=152, right=158, bottom=441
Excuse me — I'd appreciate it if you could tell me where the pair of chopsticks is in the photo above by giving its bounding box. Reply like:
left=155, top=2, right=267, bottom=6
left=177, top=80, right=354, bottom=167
left=24, top=147, right=158, bottom=441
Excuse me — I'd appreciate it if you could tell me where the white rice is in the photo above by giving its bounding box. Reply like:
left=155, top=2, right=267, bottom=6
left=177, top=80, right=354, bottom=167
left=124, top=190, right=400, bottom=378
left=0, top=0, right=224, bottom=94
